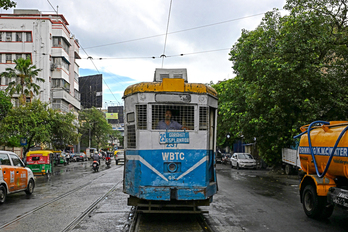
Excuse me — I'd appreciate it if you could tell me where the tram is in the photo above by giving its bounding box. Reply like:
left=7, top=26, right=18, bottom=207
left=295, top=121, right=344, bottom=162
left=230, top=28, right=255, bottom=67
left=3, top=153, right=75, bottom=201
left=123, top=68, right=218, bottom=212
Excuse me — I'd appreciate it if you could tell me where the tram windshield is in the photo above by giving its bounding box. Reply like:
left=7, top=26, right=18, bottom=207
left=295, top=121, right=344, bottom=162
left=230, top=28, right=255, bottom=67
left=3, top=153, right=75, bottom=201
left=151, top=105, right=194, bottom=130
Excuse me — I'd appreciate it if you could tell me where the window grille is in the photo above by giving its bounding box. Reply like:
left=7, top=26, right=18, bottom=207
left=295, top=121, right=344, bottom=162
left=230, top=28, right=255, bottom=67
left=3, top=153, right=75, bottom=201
left=16, top=54, right=21, bottom=60
left=0, top=54, right=2, bottom=63
left=199, top=107, right=208, bottom=130
left=0, top=33, right=2, bottom=41
left=136, top=105, right=147, bottom=130
left=152, top=105, right=194, bottom=130
left=127, top=125, right=136, bottom=148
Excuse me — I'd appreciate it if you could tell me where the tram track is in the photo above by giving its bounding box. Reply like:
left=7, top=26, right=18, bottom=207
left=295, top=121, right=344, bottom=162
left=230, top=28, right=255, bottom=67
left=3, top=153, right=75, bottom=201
left=0, top=166, right=123, bottom=230
left=61, top=180, right=123, bottom=232
left=127, top=207, right=214, bottom=232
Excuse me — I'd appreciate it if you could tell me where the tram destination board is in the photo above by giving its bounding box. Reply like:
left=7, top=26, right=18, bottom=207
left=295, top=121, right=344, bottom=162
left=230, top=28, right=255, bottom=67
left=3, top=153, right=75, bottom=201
left=159, top=132, right=189, bottom=144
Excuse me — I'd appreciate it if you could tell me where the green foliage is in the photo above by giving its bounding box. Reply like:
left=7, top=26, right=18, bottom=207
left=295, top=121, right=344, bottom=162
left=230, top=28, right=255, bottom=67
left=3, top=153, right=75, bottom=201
left=0, top=100, right=79, bottom=154
left=0, top=91, right=12, bottom=121
left=50, top=111, right=79, bottom=150
left=219, top=1, right=348, bottom=165
left=0, top=100, right=52, bottom=154
left=0, top=0, right=16, bottom=10
left=1, top=58, right=43, bottom=105
left=79, top=107, right=113, bottom=149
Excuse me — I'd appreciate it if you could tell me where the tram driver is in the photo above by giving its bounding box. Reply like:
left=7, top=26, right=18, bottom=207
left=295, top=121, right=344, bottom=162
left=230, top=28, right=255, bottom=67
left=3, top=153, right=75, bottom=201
left=156, top=109, right=187, bottom=130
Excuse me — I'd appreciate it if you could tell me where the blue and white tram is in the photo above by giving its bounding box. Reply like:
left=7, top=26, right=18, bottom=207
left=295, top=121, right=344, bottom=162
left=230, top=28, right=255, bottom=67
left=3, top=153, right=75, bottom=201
left=123, top=68, right=218, bottom=210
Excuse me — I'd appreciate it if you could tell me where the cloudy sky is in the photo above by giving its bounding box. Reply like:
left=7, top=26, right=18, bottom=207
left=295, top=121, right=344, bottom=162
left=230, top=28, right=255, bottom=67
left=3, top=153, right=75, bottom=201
left=1, top=0, right=287, bottom=107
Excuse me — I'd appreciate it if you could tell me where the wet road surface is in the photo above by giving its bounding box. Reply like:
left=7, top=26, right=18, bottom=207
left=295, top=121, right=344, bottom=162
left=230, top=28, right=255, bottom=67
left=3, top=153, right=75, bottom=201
left=203, top=163, right=348, bottom=232
left=1, top=161, right=348, bottom=231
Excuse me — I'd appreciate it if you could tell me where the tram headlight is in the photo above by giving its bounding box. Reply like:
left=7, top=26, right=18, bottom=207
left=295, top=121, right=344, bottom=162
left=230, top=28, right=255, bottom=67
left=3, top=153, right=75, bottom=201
left=168, top=163, right=177, bottom=172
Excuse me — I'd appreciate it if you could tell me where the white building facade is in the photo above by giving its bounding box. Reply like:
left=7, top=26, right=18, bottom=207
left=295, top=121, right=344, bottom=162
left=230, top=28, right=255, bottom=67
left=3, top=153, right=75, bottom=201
left=0, top=9, right=81, bottom=112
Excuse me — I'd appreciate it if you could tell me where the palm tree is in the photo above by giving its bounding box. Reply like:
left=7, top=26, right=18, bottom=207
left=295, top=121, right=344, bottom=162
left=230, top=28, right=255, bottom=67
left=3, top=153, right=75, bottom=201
left=1, top=57, right=44, bottom=105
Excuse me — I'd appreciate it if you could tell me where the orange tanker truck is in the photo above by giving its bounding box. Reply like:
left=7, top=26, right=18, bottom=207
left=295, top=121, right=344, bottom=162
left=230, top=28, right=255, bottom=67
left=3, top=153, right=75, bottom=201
left=294, top=120, right=348, bottom=219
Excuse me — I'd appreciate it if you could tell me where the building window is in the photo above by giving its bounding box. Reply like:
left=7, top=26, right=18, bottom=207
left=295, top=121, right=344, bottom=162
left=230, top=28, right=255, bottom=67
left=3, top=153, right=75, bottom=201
left=53, top=37, right=70, bottom=54
left=5, top=77, right=10, bottom=85
left=74, top=72, right=79, bottom=82
left=0, top=54, right=2, bottom=63
left=16, top=54, right=22, bottom=60
left=127, top=125, right=136, bottom=148
left=53, top=57, right=69, bottom=71
left=16, top=32, right=22, bottom=42
left=6, top=54, right=12, bottom=63
left=6, top=32, right=12, bottom=41
left=26, top=32, right=32, bottom=42
left=0, top=33, right=2, bottom=41
left=26, top=54, right=31, bottom=60
left=52, top=78, right=70, bottom=91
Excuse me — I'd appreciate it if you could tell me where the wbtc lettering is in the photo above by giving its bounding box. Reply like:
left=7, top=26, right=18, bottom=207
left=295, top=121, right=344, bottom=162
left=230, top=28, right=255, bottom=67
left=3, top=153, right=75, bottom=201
left=162, top=152, right=184, bottom=161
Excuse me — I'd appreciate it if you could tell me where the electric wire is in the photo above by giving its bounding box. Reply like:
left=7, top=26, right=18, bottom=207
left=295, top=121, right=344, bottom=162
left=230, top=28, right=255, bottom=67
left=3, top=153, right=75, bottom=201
left=84, top=12, right=267, bottom=50
left=161, top=0, right=173, bottom=68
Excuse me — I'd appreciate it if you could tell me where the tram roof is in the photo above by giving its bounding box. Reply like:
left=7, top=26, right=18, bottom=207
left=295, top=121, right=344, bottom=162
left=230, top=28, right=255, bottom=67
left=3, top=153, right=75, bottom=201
left=123, top=78, right=217, bottom=98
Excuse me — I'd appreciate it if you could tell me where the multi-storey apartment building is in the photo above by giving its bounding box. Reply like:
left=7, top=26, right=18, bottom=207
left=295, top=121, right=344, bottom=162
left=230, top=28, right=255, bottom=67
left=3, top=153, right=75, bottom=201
left=0, top=9, right=81, bottom=112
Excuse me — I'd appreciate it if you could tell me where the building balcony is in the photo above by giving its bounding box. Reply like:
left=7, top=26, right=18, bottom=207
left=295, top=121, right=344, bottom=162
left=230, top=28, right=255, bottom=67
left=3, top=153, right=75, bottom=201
left=52, top=89, right=81, bottom=110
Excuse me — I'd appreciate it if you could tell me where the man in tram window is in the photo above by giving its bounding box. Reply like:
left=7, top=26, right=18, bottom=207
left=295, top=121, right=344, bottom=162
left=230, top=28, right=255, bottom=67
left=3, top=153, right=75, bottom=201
left=156, top=109, right=186, bottom=130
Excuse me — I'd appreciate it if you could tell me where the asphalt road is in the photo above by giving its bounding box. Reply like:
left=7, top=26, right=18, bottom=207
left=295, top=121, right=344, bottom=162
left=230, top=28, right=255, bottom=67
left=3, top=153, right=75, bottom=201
left=1, top=161, right=347, bottom=232
left=204, top=163, right=348, bottom=232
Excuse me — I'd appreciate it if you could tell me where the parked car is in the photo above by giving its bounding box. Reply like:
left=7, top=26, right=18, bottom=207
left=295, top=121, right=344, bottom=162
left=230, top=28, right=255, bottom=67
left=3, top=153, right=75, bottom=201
left=230, top=153, right=257, bottom=169
left=73, top=153, right=87, bottom=162
left=115, top=149, right=124, bottom=165
left=221, top=153, right=231, bottom=165
left=216, top=151, right=223, bottom=164
left=0, top=150, right=36, bottom=203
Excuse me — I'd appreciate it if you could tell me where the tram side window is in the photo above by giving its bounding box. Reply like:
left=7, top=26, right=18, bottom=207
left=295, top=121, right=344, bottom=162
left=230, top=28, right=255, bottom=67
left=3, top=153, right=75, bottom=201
left=136, top=105, right=147, bottom=130
left=127, top=125, right=136, bottom=148
left=152, top=105, right=194, bottom=130
left=199, top=107, right=209, bottom=130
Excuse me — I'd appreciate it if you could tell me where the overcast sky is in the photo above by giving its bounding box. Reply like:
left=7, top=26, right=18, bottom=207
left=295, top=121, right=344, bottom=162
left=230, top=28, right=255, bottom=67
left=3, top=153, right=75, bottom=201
left=1, top=0, right=287, bottom=107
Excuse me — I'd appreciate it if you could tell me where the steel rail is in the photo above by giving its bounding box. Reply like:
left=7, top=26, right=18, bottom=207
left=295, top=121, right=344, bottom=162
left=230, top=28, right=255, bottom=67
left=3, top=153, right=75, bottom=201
left=61, top=180, right=123, bottom=232
left=0, top=168, right=114, bottom=229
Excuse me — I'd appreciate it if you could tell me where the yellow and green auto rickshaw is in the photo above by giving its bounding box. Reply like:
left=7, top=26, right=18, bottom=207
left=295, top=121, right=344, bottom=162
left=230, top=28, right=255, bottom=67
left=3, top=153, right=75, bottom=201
left=26, top=150, right=55, bottom=178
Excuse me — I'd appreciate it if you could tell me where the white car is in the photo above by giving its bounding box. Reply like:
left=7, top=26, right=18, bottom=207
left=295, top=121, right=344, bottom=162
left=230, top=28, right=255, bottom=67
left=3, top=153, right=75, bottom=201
left=0, top=151, right=35, bottom=203
left=115, top=150, right=124, bottom=165
left=230, top=153, right=257, bottom=169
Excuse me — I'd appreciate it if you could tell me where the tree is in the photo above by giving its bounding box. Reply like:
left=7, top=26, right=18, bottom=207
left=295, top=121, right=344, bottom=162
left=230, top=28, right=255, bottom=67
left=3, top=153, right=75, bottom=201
left=0, top=100, right=52, bottom=155
left=221, top=1, right=348, bottom=165
left=1, top=58, right=44, bottom=105
left=0, top=0, right=16, bottom=10
left=50, top=111, right=79, bottom=151
left=0, top=91, right=12, bottom=122
left=79, top=107, right=113, bottom=149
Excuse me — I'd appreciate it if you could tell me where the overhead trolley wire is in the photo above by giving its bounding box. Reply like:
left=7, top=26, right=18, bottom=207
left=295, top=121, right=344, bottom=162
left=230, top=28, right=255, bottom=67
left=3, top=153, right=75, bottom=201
left=83, top=12, right=267, bottom=50
left=161, top=0, right=173, bottom=68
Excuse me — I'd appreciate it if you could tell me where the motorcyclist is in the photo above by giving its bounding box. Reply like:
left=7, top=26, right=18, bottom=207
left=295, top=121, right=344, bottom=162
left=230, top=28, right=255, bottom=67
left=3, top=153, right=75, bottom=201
left=105, top=152, right=111, bottom=165
left=93, top=151, right=100, bottom=165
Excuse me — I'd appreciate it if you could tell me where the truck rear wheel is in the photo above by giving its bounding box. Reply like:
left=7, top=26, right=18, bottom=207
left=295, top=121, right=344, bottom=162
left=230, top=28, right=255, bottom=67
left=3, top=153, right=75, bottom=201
left=302, top=184, right=326, bottom=219
left=285, top=164, right=292, bottom=175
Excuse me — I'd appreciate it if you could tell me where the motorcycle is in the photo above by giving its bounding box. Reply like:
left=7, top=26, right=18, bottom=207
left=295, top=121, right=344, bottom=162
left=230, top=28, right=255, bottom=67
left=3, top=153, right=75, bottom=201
left=92, top=160, right=99, bottom=172
left=105, top=157, right=111, bottom=168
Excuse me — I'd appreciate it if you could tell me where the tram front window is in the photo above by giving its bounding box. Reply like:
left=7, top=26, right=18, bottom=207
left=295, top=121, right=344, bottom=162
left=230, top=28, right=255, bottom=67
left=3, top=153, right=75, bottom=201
left=152, top=105, right=194, bottom=130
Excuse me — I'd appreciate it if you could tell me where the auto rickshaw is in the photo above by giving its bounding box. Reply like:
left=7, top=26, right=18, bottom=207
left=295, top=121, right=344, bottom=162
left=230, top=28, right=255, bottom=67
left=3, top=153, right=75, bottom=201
left=26, top=150, right=54, bottom=178
left=53, top=151, right=67, bottom=166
